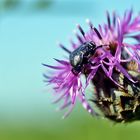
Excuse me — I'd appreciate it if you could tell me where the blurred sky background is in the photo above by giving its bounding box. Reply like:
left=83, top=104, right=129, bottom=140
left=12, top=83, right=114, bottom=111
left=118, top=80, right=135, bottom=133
left=1, top=0, right=140, bottom=140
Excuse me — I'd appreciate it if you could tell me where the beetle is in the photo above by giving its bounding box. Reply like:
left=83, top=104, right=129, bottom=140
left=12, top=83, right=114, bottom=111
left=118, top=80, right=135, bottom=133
left=60, top=26, right=103, bottom=75
left=69, top=41, right=101, bottom=75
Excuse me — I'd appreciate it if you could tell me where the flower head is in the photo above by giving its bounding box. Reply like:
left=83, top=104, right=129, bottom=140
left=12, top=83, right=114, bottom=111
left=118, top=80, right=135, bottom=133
left=44, top=9, right=140, bottom=121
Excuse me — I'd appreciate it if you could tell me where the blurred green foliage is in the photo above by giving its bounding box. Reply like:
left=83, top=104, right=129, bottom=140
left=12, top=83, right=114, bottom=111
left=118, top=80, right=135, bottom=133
left=0, top=115, right=140, bottom=140
left=0, top=0, right=52, bottom=12
left=2, top=0, right=20, bottom=10
left=32, top=0, right=52, bottom=10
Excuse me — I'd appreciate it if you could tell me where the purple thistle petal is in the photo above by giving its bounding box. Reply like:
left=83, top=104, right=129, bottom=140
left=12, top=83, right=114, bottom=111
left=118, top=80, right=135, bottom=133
left=57, top=95, right=71, bottom=111
left=69, top=38, right=77, bottom=49
left=85, top=64, right=101, bottom=90
left=124, top=45, right=140, bottom=66
left=58, top=101, right=71, bottom=111
left=101, top=63, right=123, bottom=88
left=62, top=104, right=75, bottom=119
left=117, top=18, right=123, bottom=45
left=53, top=58, right=69, bottom=65
left=93, top=27, right=102, bottom=40
left=115, top=61, right=137, bottom=83
left=124, top=8, right=133, bottom=24
left=74, top=31, right=84, bottom=44
left=86, top=19, right=93, bottom=29
left=77, top=24, right=85, bottom=38
left=52, top=90, right=70, bottom=104
left=106, top=11, right=111, bottom=29
left=130, top=34, right=140, bottom=42
left=78, top=94, right=97, bottom=116
left=42, top=63, right=65, bottom=69
left=59, top=43, right=71, bottom=54
left=113, top=11, right=117, bottom=27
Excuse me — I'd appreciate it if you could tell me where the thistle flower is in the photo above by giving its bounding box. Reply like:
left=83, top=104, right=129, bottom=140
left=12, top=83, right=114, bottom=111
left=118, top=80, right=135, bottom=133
left=43, top=9, right=140, bottom=122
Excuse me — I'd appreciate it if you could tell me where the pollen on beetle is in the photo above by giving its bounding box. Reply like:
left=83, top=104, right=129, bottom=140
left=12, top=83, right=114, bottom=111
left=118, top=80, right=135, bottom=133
left=43, top=9, right=140, bottom=122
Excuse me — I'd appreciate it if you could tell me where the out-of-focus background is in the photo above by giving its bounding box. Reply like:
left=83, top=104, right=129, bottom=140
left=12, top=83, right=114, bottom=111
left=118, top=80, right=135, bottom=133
left=0, top=0, right=140, bottom=140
